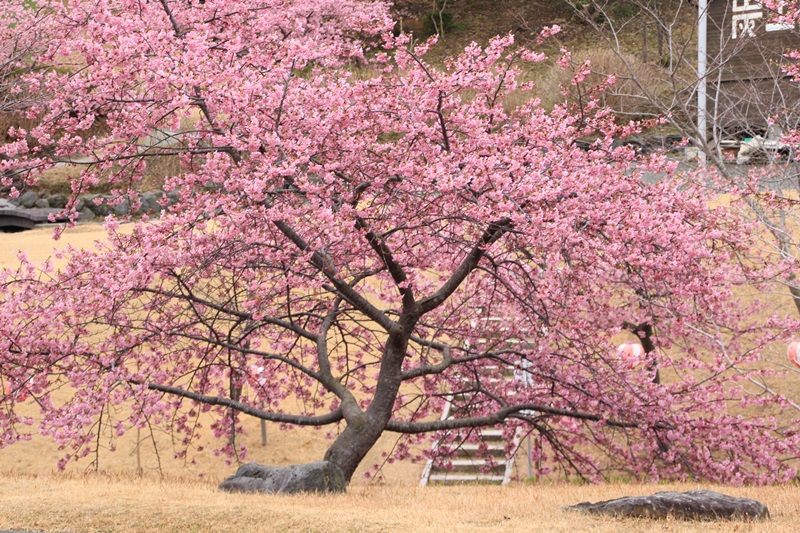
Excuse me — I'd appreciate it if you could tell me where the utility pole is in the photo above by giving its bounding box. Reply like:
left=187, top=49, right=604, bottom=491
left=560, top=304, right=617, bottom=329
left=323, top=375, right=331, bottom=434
left=698, top=0, right=708, bottom=166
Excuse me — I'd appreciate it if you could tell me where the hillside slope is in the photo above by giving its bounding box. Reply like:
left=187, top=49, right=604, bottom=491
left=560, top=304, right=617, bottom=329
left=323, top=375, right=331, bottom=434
left=398, top=0, right=578, bottom=57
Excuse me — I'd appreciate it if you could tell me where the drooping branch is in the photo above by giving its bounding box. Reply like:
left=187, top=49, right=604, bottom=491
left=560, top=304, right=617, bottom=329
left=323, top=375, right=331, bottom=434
left=171, top=332, right=322, bottom=382
left=400, top=344, right=453, bottom=379
left=399, top=345, right=520, bottom=380
left=384, top=403, right=671, bottom=433
left=137, top=286, right=319, bottom=342
left=142, top=381, right=344, bottom=425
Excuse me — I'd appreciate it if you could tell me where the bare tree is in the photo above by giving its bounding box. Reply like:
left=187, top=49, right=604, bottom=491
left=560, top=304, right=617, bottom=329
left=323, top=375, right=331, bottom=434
left=560, top=1, right=800, bottom=319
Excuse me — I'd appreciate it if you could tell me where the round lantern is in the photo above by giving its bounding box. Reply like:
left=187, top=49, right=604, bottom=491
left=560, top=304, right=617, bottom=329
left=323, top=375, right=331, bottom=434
left=618, top=342, right=644, bottom=369
left=788, top=341, right=800, bottom=368
left=249, top=365, right=267, bottom=389
left=2, top=381, right=26, bottom=400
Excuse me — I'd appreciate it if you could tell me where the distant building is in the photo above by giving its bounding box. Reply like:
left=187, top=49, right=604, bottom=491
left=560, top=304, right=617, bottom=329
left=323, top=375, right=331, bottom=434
left=706, top=0, right=800, bottom=138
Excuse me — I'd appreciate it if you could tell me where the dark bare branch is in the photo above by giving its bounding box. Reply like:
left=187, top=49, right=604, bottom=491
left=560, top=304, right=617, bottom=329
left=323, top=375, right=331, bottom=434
left=385, top=403, right=671, bottom=433
left=142, top=381, right=344, bottom=425
left=436, top=91, right=451, bottom=152
left=354, top=216, right=415, bottom=307
left=418, top=217, right=512, bottom=314
left=273, top=220, right=400, bottom=333
left=158, top=0, right=184, bottom=38
left=400, top=345, right=453, bottom=379
left=137, top=286, right=318, bottom=342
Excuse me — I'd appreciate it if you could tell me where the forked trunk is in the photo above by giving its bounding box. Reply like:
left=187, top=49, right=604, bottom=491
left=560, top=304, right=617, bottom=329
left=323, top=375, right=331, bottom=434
left=324, top=330, right=410, bottom=482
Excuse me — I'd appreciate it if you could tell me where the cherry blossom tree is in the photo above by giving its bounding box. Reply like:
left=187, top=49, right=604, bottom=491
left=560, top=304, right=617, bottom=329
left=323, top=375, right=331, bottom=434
left=1, top=0, right=799, bottom=485
left=1, top=0, right=52, bottom=190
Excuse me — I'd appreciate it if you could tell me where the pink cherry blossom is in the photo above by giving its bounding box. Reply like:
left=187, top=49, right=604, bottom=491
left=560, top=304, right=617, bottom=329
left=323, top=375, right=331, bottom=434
left=0, top=0, right=799, bottom=485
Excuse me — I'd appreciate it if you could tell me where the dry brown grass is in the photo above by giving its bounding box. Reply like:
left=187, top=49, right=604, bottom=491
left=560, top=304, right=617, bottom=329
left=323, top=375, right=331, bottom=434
left=1, top=473, right=799, bottom=533
left=33, top=166, right=84, bottom=195
left=532, top=46, right=673, bottom=117
left=4, top=211, right=800, bottom=533
left=0, top=112, right=38, bottom=146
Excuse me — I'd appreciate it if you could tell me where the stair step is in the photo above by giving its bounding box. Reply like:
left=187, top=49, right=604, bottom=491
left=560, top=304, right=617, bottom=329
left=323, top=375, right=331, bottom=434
left=458, top=442, right=506, bottom=451
left=428, top=474, right=506, bottom=482
left=447, top=459, right=508, bottom=466
left=420, top=357, right=525, bottom=487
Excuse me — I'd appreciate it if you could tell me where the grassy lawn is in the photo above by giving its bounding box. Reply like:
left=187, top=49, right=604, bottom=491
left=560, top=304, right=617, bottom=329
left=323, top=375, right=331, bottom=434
left=3, top=215, right=800, bottom=533
left=2, top=473, right=800, bottom=532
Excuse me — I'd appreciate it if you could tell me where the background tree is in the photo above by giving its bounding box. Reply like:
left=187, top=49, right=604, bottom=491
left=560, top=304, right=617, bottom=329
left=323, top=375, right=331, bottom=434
left=1, top=0, right=799, bottom=485
left=562, top=2, right=800, bottom=327
left=0, top=0, right=51, bottom=192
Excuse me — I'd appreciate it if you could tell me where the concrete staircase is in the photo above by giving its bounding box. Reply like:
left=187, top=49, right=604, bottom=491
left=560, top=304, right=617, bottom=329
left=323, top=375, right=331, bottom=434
left=420, top=315, right=529, bottom=486
left=420, top=376, right=523, bottom=486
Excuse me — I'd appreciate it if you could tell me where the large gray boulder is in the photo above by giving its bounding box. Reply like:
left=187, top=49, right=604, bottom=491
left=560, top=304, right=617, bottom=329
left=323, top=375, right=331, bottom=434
left=18, top=191, right=38, bottom=208
left=113, top=197, right=131, bottom=216
left=564, top=490, right=769, bottom=521
left=140, top=190, right=165, bottom=214
left=166, top=190, right=180, bottom=207
left=79, top=207, right=96, bottom=221
left=218, top=461, right=346, bottom=495
left=47, top=194, right=68, bottom=209
left=82, top=194, right=105, bottom=216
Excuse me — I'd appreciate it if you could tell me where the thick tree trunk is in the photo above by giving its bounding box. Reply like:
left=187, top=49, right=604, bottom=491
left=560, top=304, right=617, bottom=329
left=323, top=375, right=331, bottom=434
left=323, top=412, right=389, bottom=482
left=323, top=328, right=411, bottom=482
left=634, top=322, right=660, bottom=384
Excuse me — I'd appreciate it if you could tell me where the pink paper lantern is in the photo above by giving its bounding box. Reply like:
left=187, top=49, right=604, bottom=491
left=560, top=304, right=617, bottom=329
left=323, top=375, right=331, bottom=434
left=618, top=342, right=644, bottom=369
left=2, top=382, right=26, bottom=401
left=788, top=341, right=800, bottom=368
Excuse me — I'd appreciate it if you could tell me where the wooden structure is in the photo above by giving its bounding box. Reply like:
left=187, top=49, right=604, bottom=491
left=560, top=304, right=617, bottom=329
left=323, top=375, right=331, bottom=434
left=706, top=1, right=800, bottom=137
left=707, top=1, right=797, bottom=81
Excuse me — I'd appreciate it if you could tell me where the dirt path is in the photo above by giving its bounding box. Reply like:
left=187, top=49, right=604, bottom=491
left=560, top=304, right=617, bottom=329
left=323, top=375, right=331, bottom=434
left=0, top=223, right=110, bottom=267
